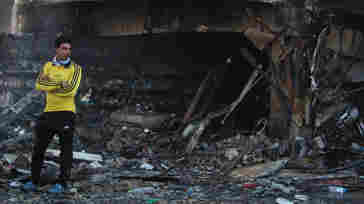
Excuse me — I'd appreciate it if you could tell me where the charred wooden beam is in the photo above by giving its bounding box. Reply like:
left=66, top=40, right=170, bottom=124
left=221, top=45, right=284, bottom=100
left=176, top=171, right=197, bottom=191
left=182, top=71, right=213, bottom=124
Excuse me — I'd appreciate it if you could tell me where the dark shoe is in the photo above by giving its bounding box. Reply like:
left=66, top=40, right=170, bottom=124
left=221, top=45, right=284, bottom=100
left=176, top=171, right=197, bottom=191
left=48, top=183, right=65, bottom=193
left=22, top=181, right=38, bottom=192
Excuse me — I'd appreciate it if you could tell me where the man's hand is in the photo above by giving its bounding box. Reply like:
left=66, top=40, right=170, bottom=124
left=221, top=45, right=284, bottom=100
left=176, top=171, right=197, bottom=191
left=61, top=81, right=72, bottom=90
left=39, top=73, right=51, bottom=81
left=50, top=81, right=71, bottom=94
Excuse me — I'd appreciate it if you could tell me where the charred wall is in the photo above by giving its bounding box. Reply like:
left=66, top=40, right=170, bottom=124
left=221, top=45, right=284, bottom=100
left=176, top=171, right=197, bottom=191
left=0, top=31, right=269, bottom=130
left=0, top=1, right=277, bottom=132
left=0, top=0, right=14, bottom=33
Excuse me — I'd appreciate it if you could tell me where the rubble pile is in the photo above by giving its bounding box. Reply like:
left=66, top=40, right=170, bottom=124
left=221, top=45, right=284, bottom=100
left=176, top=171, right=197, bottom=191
left=0, top=106, right=363, bottom=204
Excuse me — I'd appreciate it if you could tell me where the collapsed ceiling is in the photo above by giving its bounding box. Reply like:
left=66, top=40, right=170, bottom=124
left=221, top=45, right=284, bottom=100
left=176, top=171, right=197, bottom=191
left=22, top=0, right=364, bottom=8
left=27, top=0, right=364, bottom=18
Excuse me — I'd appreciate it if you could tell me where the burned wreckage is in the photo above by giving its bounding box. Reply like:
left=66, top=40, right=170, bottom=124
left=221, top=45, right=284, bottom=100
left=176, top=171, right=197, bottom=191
left=0, top=1, right=364, bottom=203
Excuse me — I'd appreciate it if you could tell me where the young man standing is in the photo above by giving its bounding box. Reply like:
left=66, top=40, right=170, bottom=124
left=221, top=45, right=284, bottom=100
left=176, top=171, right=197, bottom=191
left=23, top=35, right=82, bottom=193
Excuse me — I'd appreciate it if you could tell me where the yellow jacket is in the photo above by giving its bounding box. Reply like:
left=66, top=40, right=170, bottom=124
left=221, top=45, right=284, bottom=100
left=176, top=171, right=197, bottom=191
left=35, top=61, right=82, bottom=113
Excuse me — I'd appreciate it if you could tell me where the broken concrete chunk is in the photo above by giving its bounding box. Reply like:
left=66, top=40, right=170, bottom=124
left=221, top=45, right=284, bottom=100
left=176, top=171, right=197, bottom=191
left=46, top=149, right=103, bottom=162
left=225, top=148, right=239, bottom=161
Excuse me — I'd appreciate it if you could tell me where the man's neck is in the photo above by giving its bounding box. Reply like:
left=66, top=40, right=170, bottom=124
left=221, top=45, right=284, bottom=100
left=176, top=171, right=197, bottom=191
left=56, top=56, right=67, bottom=61
left=53, top=56, right=71, bottom=67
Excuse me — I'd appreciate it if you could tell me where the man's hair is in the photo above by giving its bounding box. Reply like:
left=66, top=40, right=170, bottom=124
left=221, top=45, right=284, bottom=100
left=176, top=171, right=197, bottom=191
left=55, top=35, right=72, bottom=48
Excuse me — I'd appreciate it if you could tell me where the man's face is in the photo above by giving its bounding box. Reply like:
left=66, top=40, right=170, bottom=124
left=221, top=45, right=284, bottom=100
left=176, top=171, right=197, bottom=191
left=56, top=42, right=72, bottom=60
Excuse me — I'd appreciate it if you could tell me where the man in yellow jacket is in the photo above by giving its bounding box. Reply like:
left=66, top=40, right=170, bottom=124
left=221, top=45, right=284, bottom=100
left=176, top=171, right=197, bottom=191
left=23, top=35, right=82, bottom=193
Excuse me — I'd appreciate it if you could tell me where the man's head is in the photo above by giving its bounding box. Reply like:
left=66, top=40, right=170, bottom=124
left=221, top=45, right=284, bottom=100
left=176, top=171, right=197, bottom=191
left=55, top=35, right=72, bottom=61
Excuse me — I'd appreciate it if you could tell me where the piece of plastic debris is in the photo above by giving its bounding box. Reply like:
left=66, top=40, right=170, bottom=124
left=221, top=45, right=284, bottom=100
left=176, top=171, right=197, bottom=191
left=271, top=182, right=295, bottom=194
left=3, top=154, right=18, bottom=164
left=186, top=187, right=193, bottom=197
left=160, top=163, right=168, bottom=169
left=48, top=183, right=65, bottom=193
left=243, top=183, right=258, bottom=188
left=313, top=136, right=326, bottom=149
left=18, top=129, right=25, bottom=135
left=276, top=197, right=294, bottom=204
left=140, top=162, right=154, bottom=170
left=357, top=121, right=364, bottom=136
left=182, top=123, right=198, bottom=137
left=14, top=126, right=21, bottom=132
left=90, top=174, right=106, bottom=183
left=90, top=161, right=103, bottom=169
left=294, top=194, right=309, bottom=201
left=144, top=128, right=150, bottom=133
left=69, top=188, right=78, bottom=193
left=136, top=104, right=143, bottom=113
left=44, top=160, right=60, bottom=168
left=328, top=186, right=347, bottom=193
left=80, top=89, right=94, bottom=105
left=351, top=143, right=364, bottom=152
left=9, top=181, right=22, bottom=188
left=128, top=187, right=155, bottom=194
left=321, top=179, right=344, bottom=185
left=146, top=198, right=161, bottom=204
left=47, top=149, right=103, bottom=162
left=200, top=143, right=209, bottom=151
left=15, top=168, right=31, bottom=174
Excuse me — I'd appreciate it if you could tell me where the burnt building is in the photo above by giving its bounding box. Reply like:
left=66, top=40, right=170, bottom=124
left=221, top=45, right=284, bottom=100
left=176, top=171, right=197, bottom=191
left=1, top=0, right=364, bottom=148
